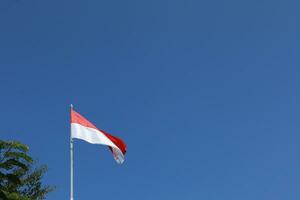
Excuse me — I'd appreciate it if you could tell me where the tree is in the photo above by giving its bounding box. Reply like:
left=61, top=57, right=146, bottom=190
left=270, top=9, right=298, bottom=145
left=0, top=140, right=54, bottom=200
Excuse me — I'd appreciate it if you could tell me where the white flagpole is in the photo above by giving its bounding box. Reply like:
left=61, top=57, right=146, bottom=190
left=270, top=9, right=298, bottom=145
left=70, top=104, right=74, bottom=200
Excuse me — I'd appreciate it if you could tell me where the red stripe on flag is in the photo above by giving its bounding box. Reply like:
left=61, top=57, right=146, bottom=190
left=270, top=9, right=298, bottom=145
left=71, top=109, right=97, bottom=129
left=100, top=129, right=127, bottom=154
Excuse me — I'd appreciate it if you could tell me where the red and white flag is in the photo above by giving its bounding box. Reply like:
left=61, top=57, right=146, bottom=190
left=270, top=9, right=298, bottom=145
left=71, top=108, right=127, bottom=164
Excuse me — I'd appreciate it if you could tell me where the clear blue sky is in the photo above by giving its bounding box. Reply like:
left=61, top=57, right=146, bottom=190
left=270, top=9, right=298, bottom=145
left=1, top=0, right=300, bottom=199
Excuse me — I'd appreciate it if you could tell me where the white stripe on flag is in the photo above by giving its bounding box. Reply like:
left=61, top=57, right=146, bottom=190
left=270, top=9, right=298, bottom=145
left=71, top=123, right=125, bottom=164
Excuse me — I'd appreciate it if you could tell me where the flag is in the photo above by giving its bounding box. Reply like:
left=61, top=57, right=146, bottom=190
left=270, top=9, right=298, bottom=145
left=71, top=108, right=127, bottom=164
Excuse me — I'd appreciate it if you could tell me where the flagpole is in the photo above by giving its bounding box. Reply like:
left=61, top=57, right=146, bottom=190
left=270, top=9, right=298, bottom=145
left=70, top=104, right=74, bottom=200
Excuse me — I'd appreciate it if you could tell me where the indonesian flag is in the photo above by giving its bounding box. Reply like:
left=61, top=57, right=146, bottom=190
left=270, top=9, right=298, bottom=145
left=71, top=108, right=127, bottom=164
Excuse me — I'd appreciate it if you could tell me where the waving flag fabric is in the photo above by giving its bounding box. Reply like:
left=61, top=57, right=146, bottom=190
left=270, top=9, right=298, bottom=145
left=71, top=108, right=126, bottom=164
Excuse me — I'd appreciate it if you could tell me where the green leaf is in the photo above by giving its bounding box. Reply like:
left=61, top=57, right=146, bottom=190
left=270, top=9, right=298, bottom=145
left=0, top=140, right=28, bottom=152
left=0, top=190, right=8, bottom=200
left=0, top=159, right=28, bottom=171
left=6, top=174, right=21, bottom=185
left=4, top=152, right=33, bottom=163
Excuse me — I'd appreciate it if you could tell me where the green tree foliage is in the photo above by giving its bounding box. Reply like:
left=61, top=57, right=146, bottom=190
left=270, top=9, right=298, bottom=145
left=0, top=140, right=54, bottom=200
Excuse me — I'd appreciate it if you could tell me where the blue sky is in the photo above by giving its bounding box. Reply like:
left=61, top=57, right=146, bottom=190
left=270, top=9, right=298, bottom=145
left=1, top=0, right=300, bottom=199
